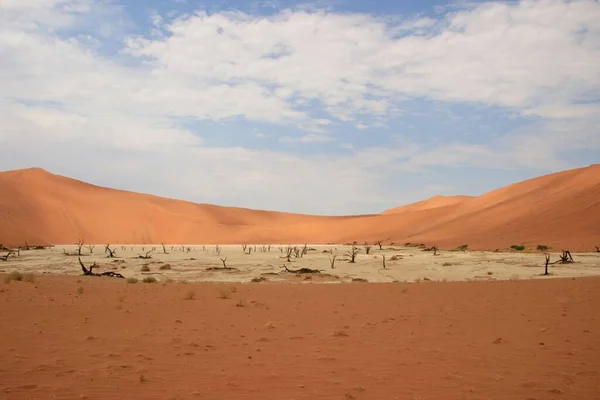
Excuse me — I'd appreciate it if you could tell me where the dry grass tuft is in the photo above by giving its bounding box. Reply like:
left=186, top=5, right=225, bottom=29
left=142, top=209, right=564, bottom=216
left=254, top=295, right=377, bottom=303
left=159, top=264, right=171, bottom=270
left=140, top=265, right=150, bottom=272
left=143, top=276, right=157, bottom=283
left=218, top=288, right=231, bottom=299
left=251, top=276, right=267, bottom=283
left=4, top=271, right=35, bottom=283
left=77, top=286, right=84, bottom=295
left=126, top=277, right=138, bottom=284
left=183, top=290, right=195, bottom=300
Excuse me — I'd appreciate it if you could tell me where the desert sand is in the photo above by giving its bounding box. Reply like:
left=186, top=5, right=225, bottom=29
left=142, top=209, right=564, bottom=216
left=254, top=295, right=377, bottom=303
left=1, top=164, right=599, bottom=250
left=1, top=274, right=599, bottom=399
left=1, top=244, right=600, bottom=283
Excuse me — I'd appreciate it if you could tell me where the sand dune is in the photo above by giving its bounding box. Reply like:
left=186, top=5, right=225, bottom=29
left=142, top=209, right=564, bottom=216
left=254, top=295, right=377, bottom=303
left=382, top=194, right=473, bottom=214
left=0, top=165, right=599, bottom=250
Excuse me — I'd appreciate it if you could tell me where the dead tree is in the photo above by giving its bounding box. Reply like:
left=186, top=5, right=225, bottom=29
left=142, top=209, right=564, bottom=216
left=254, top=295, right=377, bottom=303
left=161, top=243, right=169, bottom=254
left=346, top=242, right=360, bottom=263
left=364, top=242, right=372, bottom=255
left=242, top=244, right=248, bottom=252
left=137, top=250, right=153, bottom=259
left=294, top=246, right=301, bottom=258
left=220, top=257, right=228, bottom=269
left=105, top=244, right=117, bottom=258
left=329, top=255, right=337, bottom=269
left=281, top=265, right=323, bottom=274
left=374, top=240, right=384, bottom=250
left=284, top=246, right=293, bottom=262
left=245, top=246, right=252, bottom=255
left=268, top=245, right=271, bottom=252
left=382, top=254, right=386, bottom=269
left=1, top=250, right=15, bottom=261
left=79, top=257, right=124, bottom=279
left=544, top=253, right=550, bottom=275
left=432, top=245, right=439, bottom=256
left=595, top=245, right=599, bottom=253
left=76, top=239, right=84, bottom=256
left=85, top=244, right=96, bottom=254
left=24, top=242, right=30, bottom=251
left=301, top=244, right=308, bottom=257
left=214, top=245, right=221, bottom=255
left=556, top=250, right=574, bottom=264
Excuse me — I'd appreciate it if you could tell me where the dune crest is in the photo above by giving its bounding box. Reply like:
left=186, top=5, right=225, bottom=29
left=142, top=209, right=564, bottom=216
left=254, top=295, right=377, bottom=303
left=0, top=165, right=598, bottom=250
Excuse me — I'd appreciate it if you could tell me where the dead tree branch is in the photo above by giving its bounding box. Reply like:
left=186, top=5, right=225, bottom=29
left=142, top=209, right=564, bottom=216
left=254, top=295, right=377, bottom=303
left=85, top=245, right=95, bottom=254
left=329, top=254, right=337, bottom=269
left=220, top=257, right=228, bottom=268
left=346, top=242, right=360, bottom=263
left=161, top=243, right=169, bottom=254
left=137, top=250, right=153, bottom=259
left=382, top=254, right=386, bottom=269
left=281, top=265, right=323, bottom=274
left=1, top=250, right=15, bottom=261
left=374, top=240, right=384, bottom=250
left=76, top=239, right=84, bottom=256
left=79, top=257, right=124, bottom=278
left=105, top=244, right=117, bottom=258
left=364, top=242, right=372, bottom=255
left=544, top=253, right=550, bottom=275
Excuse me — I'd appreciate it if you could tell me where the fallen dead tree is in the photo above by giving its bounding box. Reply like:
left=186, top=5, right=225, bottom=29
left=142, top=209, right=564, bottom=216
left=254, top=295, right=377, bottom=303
left=553, top=250, right=574, bottom=264
left=1, top=250, right=16, bottom=261
left=281, top=265, right=323, bottom=274
left=78, top=257, right=125, bottom=278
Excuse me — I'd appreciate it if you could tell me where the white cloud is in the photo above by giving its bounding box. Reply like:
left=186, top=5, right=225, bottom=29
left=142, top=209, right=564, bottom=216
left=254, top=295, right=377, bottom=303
left=0, top=0, right=599, bottom=213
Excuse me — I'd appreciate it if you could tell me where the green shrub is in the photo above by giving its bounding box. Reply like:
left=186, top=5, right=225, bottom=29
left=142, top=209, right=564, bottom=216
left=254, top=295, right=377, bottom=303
left=510, top=245, right=525, bottom=251
left=536, top=245, right=550, bottom=252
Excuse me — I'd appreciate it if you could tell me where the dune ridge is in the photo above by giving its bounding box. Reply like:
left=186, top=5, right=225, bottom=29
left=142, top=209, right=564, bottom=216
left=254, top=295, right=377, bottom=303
left=0, top=165, right=599, bottom=250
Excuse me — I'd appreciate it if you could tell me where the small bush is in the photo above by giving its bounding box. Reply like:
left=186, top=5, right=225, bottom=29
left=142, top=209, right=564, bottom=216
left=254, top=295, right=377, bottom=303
left=143, top=277, right=157, bottom=283
left=77, top=286, right=84, bottom=295
left=183, top=290, right=195, bottom=300
left=141, top=265, right=150, bottom=272
left=218, top=288, right=231, bottom=299
left=159, top=264, right=171, bottom=270
left=251, top=276, right=267, bottom=283
left=442, top=262, right=452, bottom=266
left=4, top=271, right=35, bottom=283
left=510, top=245, right=525, bottom=251
left=536, top=245, right=550, bottom=252
left=126, top=277, right=138, bottom=284
left=455, top=244, right=469, bottom=251
left=236, top=300, right=246, bottom=307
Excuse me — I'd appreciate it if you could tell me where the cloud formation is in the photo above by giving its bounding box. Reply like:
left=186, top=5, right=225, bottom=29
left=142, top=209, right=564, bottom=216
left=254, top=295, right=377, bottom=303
left=0, top=0, right=598, bottom=214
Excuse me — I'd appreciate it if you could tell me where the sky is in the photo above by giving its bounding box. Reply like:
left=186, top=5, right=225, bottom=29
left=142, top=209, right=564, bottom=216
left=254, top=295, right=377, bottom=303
left=0, top=0, right=599, bottom=215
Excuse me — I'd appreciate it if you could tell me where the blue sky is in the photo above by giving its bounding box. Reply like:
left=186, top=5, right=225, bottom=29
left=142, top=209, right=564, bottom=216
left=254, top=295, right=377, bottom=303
left=0, top=0, right=599, bottom=215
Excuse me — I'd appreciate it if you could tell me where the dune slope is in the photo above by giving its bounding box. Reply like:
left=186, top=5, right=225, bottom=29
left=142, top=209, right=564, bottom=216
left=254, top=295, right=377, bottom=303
left=0, top=165, right=598, bottom=250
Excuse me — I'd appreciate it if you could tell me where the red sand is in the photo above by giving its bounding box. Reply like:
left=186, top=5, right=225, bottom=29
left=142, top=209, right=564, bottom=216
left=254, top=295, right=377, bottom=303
left=1, top=275, right=599, bottom=399
left=0, top=165, right=599, bottom=250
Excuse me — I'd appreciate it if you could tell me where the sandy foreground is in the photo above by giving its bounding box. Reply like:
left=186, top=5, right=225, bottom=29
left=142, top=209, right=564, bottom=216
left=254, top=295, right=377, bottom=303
left=1, top=244, right=600, bottom=283
left=1, top=273, right=599, bottom=400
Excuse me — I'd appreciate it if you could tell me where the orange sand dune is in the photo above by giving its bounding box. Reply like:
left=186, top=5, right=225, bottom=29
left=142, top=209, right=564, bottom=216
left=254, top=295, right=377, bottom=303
left=382, top=194, right=473, bottom=214
left=0, top=165, right=599, bottom=250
